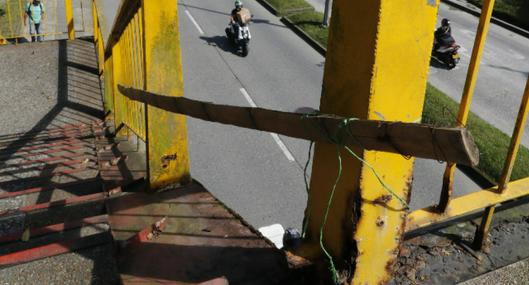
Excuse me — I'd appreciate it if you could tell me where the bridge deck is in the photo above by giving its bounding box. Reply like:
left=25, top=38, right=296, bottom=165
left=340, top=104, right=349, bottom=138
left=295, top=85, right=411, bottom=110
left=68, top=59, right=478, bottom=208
left=0, top=39, right=303, bottom=284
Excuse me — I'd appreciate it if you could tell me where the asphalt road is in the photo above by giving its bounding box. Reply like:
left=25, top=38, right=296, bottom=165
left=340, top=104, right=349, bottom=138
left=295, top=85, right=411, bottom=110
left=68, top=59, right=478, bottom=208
left=179, top=0, right=323, bottom=230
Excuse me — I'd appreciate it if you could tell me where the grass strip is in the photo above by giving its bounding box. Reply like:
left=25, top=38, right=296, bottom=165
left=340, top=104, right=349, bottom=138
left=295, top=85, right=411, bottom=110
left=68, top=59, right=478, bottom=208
left=423, top=84, right=529, bottom=182
left=287, top=11, right=328, bottom=47
left=265, top=0, right=312, bottom=16
left=467, top=0, right=529, bottom=30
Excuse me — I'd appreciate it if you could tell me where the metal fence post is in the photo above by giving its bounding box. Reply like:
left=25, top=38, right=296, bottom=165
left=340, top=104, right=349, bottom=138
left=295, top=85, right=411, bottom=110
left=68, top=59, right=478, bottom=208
left=438, top=0, right=496, bottom=212
left=301, top=0, right=438, bottom=283
left=65, top=0, right=75, bottom=40
left=142, top=0, right=191, bottom=190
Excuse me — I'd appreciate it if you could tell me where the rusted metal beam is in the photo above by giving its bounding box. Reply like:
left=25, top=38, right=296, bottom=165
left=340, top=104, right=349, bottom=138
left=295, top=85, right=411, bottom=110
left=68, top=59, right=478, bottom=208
left=0, top=232, right=111, bottom=267
left=119, top=86, right=479, bottom=166
left=0, top=215, right=108, bottom=244
left=0, top=189, right=121, bottom=217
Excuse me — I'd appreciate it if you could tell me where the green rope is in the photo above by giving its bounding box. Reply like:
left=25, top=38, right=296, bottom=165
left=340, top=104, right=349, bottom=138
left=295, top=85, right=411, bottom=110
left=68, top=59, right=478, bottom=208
left=341, top=118, right=409, bottom=209
left=319, top=146, right=343, bottom=284
left=343, top=145, right=409, bottom=209
left=300, top=116, right=410, bottom=283
left=302, top=141, right=314, bottom=238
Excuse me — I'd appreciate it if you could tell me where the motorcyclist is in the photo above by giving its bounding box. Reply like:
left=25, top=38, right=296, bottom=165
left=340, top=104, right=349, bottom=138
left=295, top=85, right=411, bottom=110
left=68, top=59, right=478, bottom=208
left=229, top=1, right=251, bottom=36
left=434, top=18, right=455, bottom=49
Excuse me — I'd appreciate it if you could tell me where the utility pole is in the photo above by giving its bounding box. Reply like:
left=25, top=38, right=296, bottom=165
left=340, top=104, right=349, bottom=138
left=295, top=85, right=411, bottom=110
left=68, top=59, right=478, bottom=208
left=322, top=0, right=332, bottom=27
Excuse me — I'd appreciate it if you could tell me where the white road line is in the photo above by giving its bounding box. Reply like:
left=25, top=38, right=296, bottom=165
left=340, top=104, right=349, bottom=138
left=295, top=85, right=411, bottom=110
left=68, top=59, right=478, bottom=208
left=185, top=9, right=204, bottom=35
left=240, top=87, right=257, bottom=107
left=239, top=88, right=296, bottom=162
left=270, top=133, right=296, bottom=162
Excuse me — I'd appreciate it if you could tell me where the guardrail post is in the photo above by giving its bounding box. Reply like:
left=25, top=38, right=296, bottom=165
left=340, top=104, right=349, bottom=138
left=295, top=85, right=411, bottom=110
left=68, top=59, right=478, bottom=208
left=65, top=0, right=75, bottom=40
left=438, top=0, right=496, bottom=212
left=301, top=0, right=438, bottom=283
left=142, top=0, right=191, bottom=189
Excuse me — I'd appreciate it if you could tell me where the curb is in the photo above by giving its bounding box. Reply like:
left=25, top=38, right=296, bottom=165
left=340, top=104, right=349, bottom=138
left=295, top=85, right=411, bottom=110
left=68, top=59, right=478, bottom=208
left=280, top=16, right=327, bottom=57
left=254, top=0, right=279, bottom=16
left=441, top=0, right=529, bottom=38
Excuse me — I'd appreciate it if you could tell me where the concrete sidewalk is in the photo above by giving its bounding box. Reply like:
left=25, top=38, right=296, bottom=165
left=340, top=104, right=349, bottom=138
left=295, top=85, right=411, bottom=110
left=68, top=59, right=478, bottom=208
left=459, top=258, right=529, bottom=285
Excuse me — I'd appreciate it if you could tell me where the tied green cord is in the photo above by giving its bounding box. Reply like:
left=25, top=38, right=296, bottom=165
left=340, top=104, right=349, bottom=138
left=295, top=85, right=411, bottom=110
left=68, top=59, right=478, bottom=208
left=301, top=115, right=410, bottom=283
left=302, top=141, right=314, bottom=238
left=319, top=146, right=343, bottom=284
left=341, top=118, right=409, bottom=209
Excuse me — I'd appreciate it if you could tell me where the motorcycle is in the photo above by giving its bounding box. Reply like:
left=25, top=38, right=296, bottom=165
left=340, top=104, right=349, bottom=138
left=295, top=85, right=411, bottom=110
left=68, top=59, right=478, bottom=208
left=225, top=21, right=251, bottom=57
left=432, top=39, right=461, bottom=69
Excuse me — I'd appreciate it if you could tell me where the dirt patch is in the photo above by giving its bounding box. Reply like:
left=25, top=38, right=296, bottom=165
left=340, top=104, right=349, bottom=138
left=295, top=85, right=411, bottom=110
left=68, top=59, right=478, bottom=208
left=391, top=209, right=529, bottom=284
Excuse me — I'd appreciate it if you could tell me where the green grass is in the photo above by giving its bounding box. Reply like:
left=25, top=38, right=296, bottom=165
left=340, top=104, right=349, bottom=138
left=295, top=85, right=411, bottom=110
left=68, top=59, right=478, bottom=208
left=287, top=11, right=328, bottom=47
left=265, top=0, right=312, bottom=15
left=468, top=0, right=529, bottom=29
left=423, top=84, right=529, bottom=182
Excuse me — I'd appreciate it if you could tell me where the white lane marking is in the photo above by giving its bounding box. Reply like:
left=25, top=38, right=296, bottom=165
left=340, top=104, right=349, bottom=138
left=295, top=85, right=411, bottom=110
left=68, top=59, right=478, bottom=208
left=240, top=87, right=257, bottom=107
left=239, top=88, right=296, bottom=162
left=185, top=9, right=204, bottom=35
left=270, top=133, right=296, bottom=162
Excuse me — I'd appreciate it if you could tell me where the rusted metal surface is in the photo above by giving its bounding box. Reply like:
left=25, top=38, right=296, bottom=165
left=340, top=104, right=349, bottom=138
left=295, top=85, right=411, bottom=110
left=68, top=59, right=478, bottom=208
left=0, top=232, right=112, bottom=267
left=0, top=215, right=108, bottom=244
left=106, top=182, right=305, bottom=284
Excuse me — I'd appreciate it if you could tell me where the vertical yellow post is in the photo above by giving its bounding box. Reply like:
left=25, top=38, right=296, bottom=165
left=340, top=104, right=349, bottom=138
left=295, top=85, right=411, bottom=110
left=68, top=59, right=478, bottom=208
left=65, top=0, right=75, bottom=40
left=92, top=1, right=98, bottom=45
left=303, top=0, right=438, bottom=283
left=142, top=0, right=190, bottom=189
left=439, top=0, right=496, bottom=211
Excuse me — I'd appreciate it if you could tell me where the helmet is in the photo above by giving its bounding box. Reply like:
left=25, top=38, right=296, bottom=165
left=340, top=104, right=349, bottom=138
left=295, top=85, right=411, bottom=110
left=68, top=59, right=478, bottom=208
left=441, top=18, right=450, bottom=27
left=235, top=0, right=242, bottom=8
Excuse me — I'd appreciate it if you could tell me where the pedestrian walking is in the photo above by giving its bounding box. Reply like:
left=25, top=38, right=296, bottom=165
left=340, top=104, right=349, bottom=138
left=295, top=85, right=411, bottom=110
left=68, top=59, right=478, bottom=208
left=24, top=0, right=46, bottom=42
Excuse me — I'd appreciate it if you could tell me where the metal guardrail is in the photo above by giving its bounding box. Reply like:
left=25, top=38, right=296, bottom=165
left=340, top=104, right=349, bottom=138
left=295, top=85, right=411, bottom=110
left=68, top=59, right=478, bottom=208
left=406, top=0, right=529, bottom=250
left=93, top=0, right=190, bottom=190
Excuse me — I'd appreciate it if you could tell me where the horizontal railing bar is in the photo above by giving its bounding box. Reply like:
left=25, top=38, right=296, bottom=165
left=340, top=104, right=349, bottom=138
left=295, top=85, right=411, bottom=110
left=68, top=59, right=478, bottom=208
left=118, top=85, right=479, bottom=166
left=406, top=176, right=529, bottom=232
left=404, top=194, right=529, bottom=239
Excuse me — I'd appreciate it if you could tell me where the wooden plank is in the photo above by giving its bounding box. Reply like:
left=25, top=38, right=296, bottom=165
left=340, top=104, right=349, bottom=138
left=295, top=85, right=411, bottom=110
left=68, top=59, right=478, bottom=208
left=118, top=86, right=479, bottom=166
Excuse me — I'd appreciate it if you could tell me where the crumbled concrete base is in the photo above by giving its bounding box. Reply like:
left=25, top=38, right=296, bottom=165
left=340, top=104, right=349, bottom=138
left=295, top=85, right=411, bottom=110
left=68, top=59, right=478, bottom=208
left=391, top=205, right=529, bottom=285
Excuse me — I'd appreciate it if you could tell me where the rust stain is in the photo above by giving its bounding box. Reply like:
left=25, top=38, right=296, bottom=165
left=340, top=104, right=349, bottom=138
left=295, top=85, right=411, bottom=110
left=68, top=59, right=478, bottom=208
left=373, top=194, right=392, bottom=206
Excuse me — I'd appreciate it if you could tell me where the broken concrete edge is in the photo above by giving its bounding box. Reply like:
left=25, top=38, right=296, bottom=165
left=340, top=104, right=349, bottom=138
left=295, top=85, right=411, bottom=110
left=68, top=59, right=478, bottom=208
left=441, top=0, right=529, bottom=39
left=279, top=16, right=327, bottom=57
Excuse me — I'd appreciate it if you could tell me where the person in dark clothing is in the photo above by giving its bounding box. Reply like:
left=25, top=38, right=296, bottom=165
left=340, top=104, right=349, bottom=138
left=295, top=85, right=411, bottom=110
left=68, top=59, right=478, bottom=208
left=435, top=18, right=455, bottom=48
left=230, top=0, right=243, bottom=23
left=230, top=0, right=244, bottom=36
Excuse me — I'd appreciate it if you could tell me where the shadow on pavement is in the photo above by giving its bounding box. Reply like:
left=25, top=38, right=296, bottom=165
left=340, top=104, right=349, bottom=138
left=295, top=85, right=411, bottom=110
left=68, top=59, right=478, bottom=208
left=200, top=35, right=239, bottom=55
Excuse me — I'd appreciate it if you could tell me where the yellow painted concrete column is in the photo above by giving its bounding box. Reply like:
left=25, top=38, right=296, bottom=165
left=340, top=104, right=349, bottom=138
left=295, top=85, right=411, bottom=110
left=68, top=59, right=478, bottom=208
left=303, top=0, right=439, bottom=283
left=142, top=0, right=191, bottom=189
left=65, top=0, right=75, bottom=40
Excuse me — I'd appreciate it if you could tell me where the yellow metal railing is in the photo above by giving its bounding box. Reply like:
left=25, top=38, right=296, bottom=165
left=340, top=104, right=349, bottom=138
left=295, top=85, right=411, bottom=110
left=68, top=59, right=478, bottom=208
left=0, top=0, right=78, bottom=42
left=93, top=0, right=190, bottom=189
left=407, top=0, right=529, bottom=250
